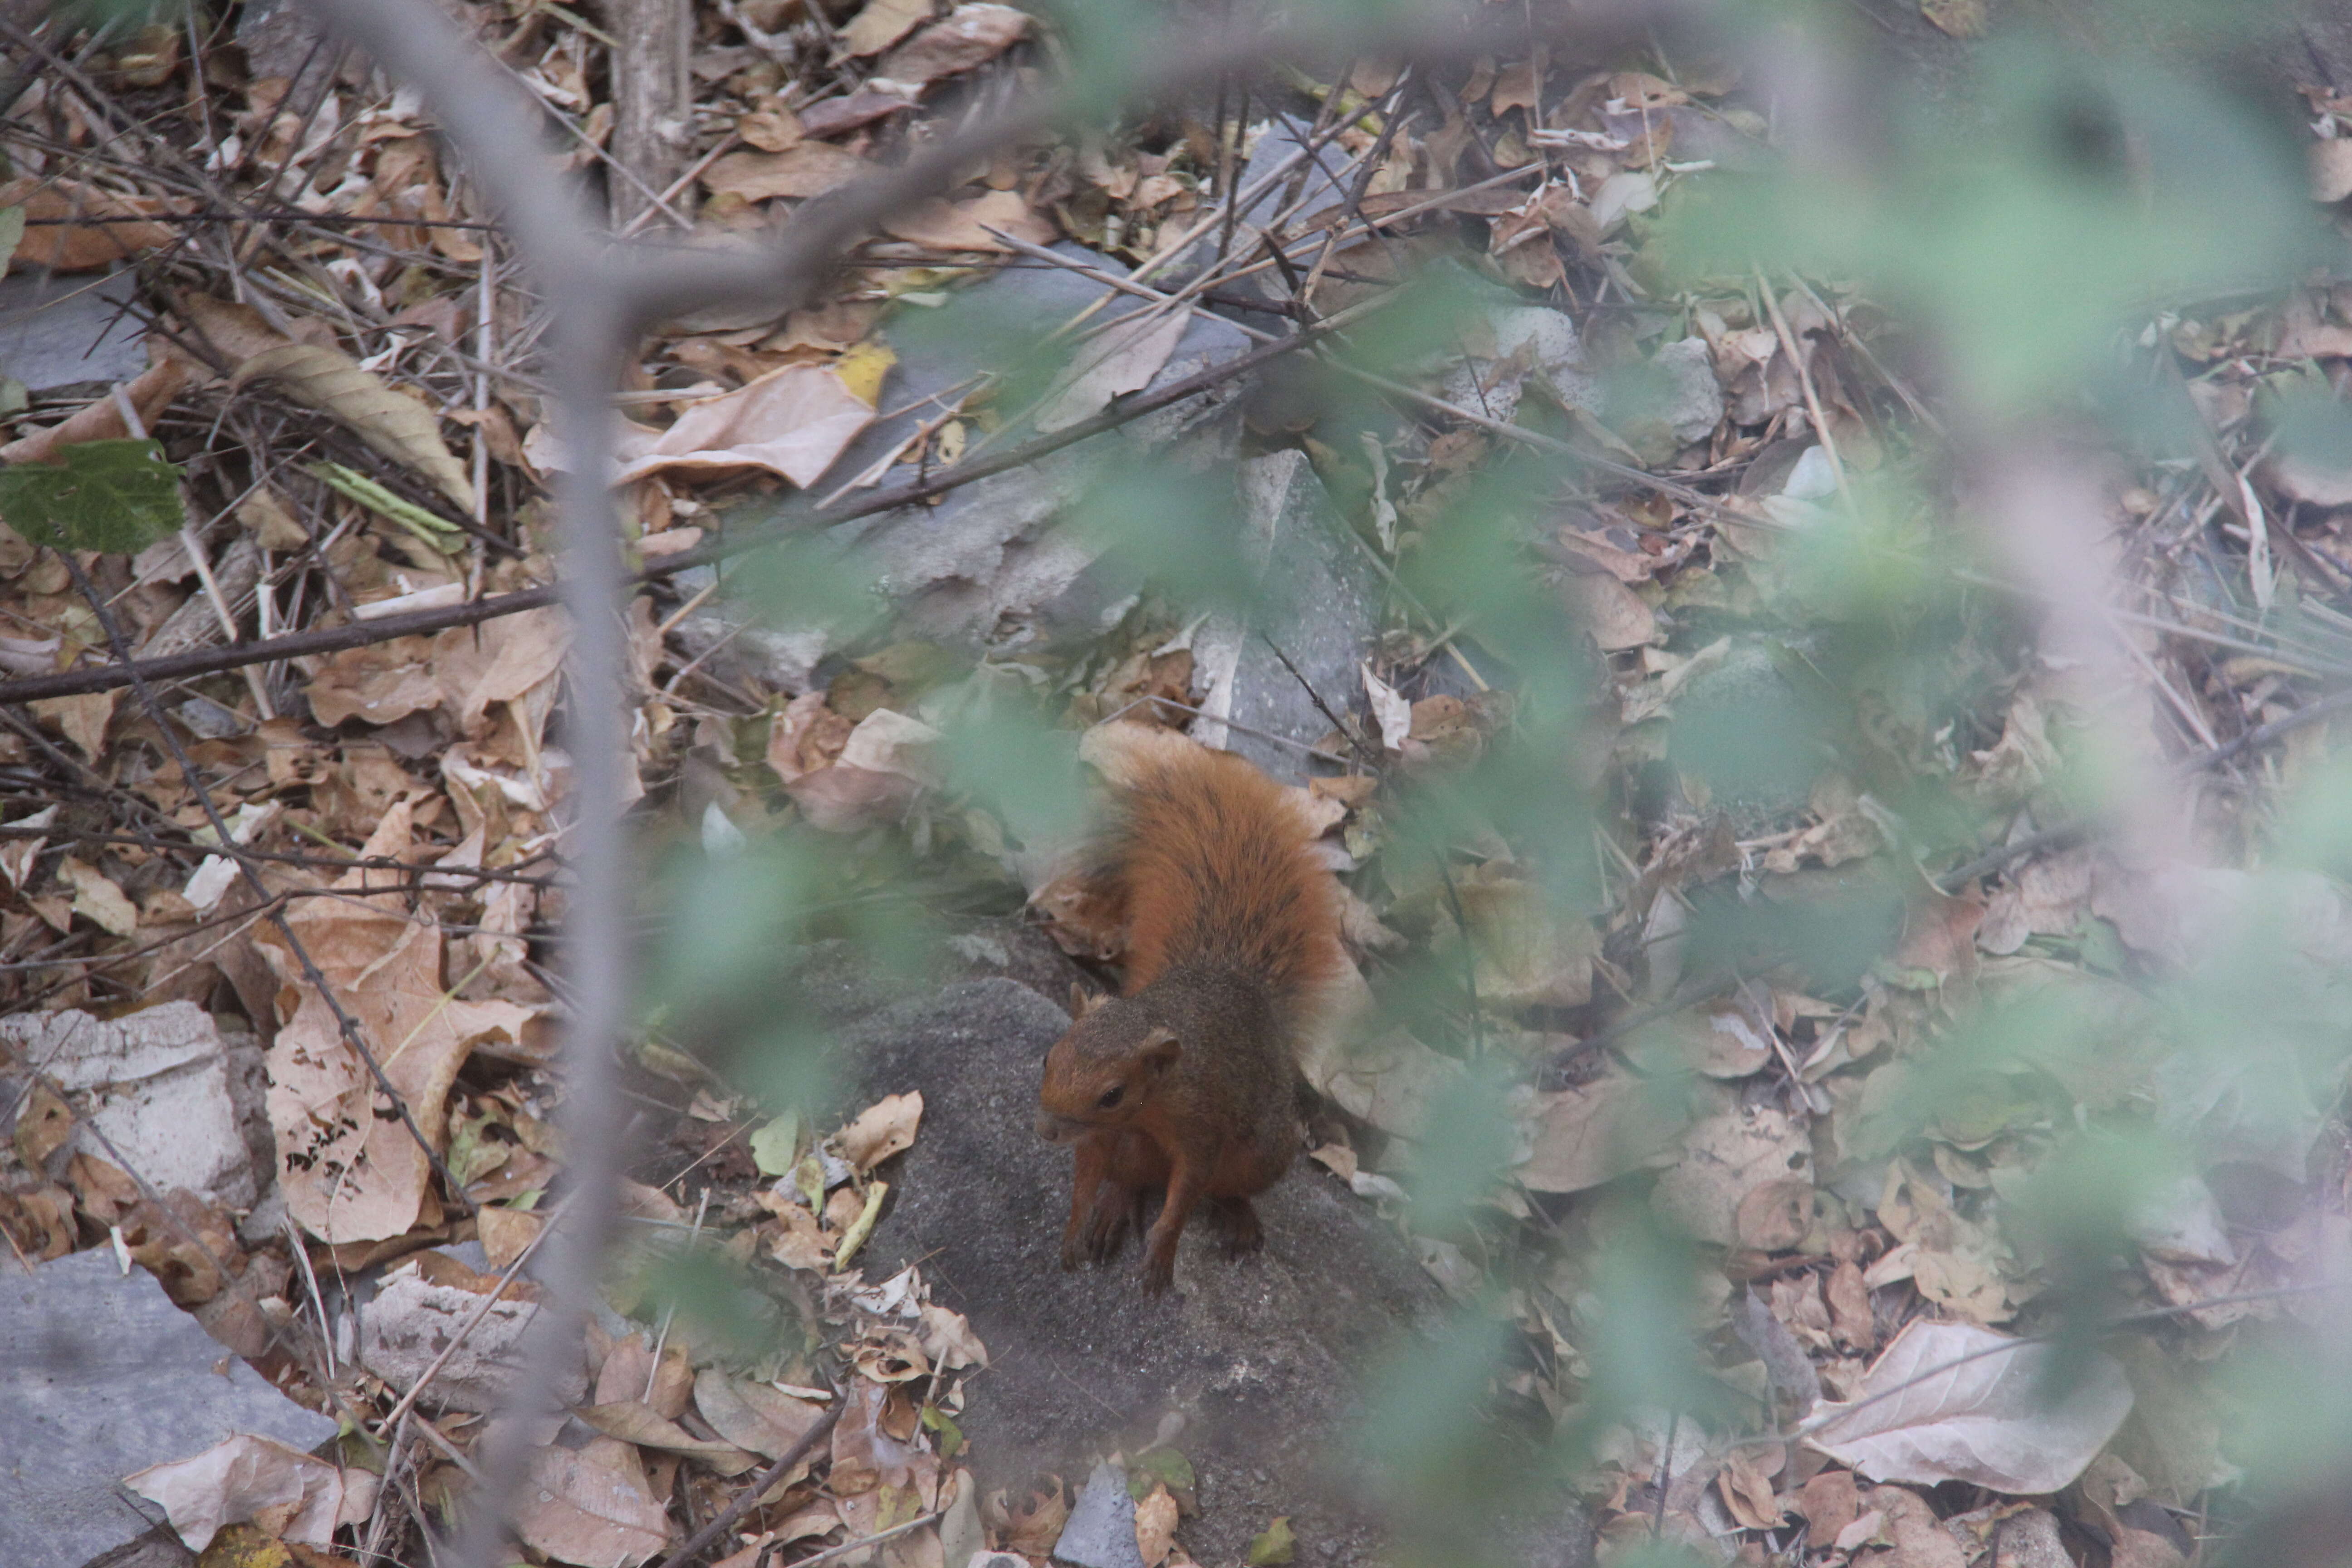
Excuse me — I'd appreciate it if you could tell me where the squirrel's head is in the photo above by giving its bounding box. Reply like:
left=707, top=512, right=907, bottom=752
left=1034, top=993, right=1180, bottom=1143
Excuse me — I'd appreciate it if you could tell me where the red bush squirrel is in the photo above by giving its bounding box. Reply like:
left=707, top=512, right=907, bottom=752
left=1034, top=729, right=1347, bottom=1294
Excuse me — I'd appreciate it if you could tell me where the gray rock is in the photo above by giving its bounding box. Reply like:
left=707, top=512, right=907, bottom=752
left=0, top=1003, right=259, bottom=1208
left=1051, top=1461, right=1147, bottom=1568
left=680, top=240, right=1255, bottom=693
left=0, top=271, right=147, bottom=395
left=1439, top=304, right=1600, bottom=428
left=1604, top=336, right=1724, bottom=462
left=0, top=1248, right=338, bottom=1568
left=838, top=976, right=1449, bottom=1568
left=1191, top=451, right=1384, bottom=782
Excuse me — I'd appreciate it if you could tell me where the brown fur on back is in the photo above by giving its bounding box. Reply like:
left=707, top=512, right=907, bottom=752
left=1098, top=745, right=1343, bottom=1019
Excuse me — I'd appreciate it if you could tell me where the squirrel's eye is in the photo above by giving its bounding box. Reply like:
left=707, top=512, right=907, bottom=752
left=1097, top=1084, right=1125, bottom=1110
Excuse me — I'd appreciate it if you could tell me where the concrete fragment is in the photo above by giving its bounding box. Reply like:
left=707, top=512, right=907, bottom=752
left=1051, top=1462, right=1147, bottom=1568
left=0, top=1003, right=259, bottom=1207
left=1191, top=450, right=1384, bottom=781
left=0, top=1248, right=338, bottom=1568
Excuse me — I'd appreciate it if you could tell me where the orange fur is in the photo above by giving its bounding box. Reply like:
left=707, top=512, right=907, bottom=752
left=1034, top=736, right=1348, bottom=1293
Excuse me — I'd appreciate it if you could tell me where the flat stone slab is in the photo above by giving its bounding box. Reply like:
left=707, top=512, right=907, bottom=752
left=0, top=1248, right=338, bottom=1568
left=835, top=975, right=1447, bottom=1568
left=0, top=270, right=147, bottom=395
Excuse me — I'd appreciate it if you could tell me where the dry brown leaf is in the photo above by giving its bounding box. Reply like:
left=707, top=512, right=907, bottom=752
left=1034, top=308, right=1191, bottom=432
left=233, top=343, right=476, bottom=513
left=1448, top=861, right=1596, bottom=1008
left=0, top=358, right=191, bottom=466
left=260, top=800, right=532, bottom=1241
left=842, top=0, right=931, bottom=56
left=30, top=689, right=117, bottom=761
left=514, top=1436, right=671, bottom=1568
left=125, top=1434, right=348, bottom=1554
left=1559, top=564, right=1657, bottom=649
left=703, top=143, right=875, bottom=201
left=612, top=364, right=874, bottom=489
left=1134, top=1483, right=1180, bottom=1567
left=1651, top=1104, right=1812, bottom=1248
left=62, top=858, right=137, bottom=938
left=0, top=177, right=175, bottom=270
left=695, top=1368, right=830, bottom=1465
left=878, top=3, right=1030, bottom=83
left=1515, top=1069, right=1689, bottom=1193
left=1805, top=1319, right=2133, bottom=1494
left=881, top=189, right=1054, bottom=252
left=837, top=1091, right=924, bottom=1171
left=573, top=1400, right=761, bottom=1474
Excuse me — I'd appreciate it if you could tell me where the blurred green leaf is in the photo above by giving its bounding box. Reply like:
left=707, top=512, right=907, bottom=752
left=1245, top=1515, right=1295, bottom=1567
left=0, top=437, right=184, bottom=554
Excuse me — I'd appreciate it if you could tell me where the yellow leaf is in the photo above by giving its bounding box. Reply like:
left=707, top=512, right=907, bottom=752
left=834, top=338, right=897, bottom=408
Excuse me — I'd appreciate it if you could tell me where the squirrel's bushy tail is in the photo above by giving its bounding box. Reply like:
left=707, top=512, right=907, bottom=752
left=1085, top=725, right=1345, bottom=1015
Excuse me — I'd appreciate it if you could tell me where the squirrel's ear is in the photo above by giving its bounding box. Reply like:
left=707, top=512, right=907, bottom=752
left=1069, top=984, right=1108, bottom=1019
left=1139, top=1027, right=1181, bottom=1075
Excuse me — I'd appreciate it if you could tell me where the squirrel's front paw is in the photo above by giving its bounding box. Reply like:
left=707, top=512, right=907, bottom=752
left=1141, top=1245, right=1177, bottom=1295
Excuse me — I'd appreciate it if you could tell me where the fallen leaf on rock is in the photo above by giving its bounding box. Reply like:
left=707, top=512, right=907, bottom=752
left=125, top=1433, right=349, bottom=1553
left=1034, top=307, right=1191, bottom=432
left=1362, top=664, right=1412, bottom=751
left=702, top=143, right=875, bottom=201
left=1805, top=1318, right=2134, bottom=1494
left=232, top=343, right=476, bottom=514
left=515, top=1436, right=671, bottom=1567
left=879, top=3, right=1029, bottom=83
left=836, top=1091, right=923, bottom=1171
left=612, top=364, right=874, bottom=489
left=918, top=1301, right=988, bottom=1370
left=1559, top=563, right=1657, bottom=649
left=882, top=189, right=1054, bottom=252
left=1446, top=861, right=1596, bottom=1008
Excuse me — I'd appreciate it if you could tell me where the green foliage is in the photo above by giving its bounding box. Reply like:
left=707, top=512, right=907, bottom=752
left=0, top=438, right=185, bottom=554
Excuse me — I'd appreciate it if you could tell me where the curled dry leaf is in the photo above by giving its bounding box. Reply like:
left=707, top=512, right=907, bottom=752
left=0, top=177, right=176, bottom=269
left=0, top=357, right=191, bottom=466
left=232, top=343, right=477, bottom=514
left=879, top=3, right=1030, bottom=84
left=125, top=1434, right=350, bottom=1553
left=836, top=1090, right=924, bottom=1171
left=611, top=363, right=875, bottom=489
left=514, top=1436, right=671, bottom=1568
left=881, top=188, right=1054, bottom=252
left=702, top=142, right=874, bottom=201
left=841, top=0, right=931, bottom=56
left=1804, top=1318, right=2134, bottom=1494
left=260, top=801, right=535, bottom=1242
left=1034, top=307, right=1191, bottom=432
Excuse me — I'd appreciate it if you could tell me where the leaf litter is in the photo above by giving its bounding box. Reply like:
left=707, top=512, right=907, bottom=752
left=3, top=2, right=2352, bottom=1565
